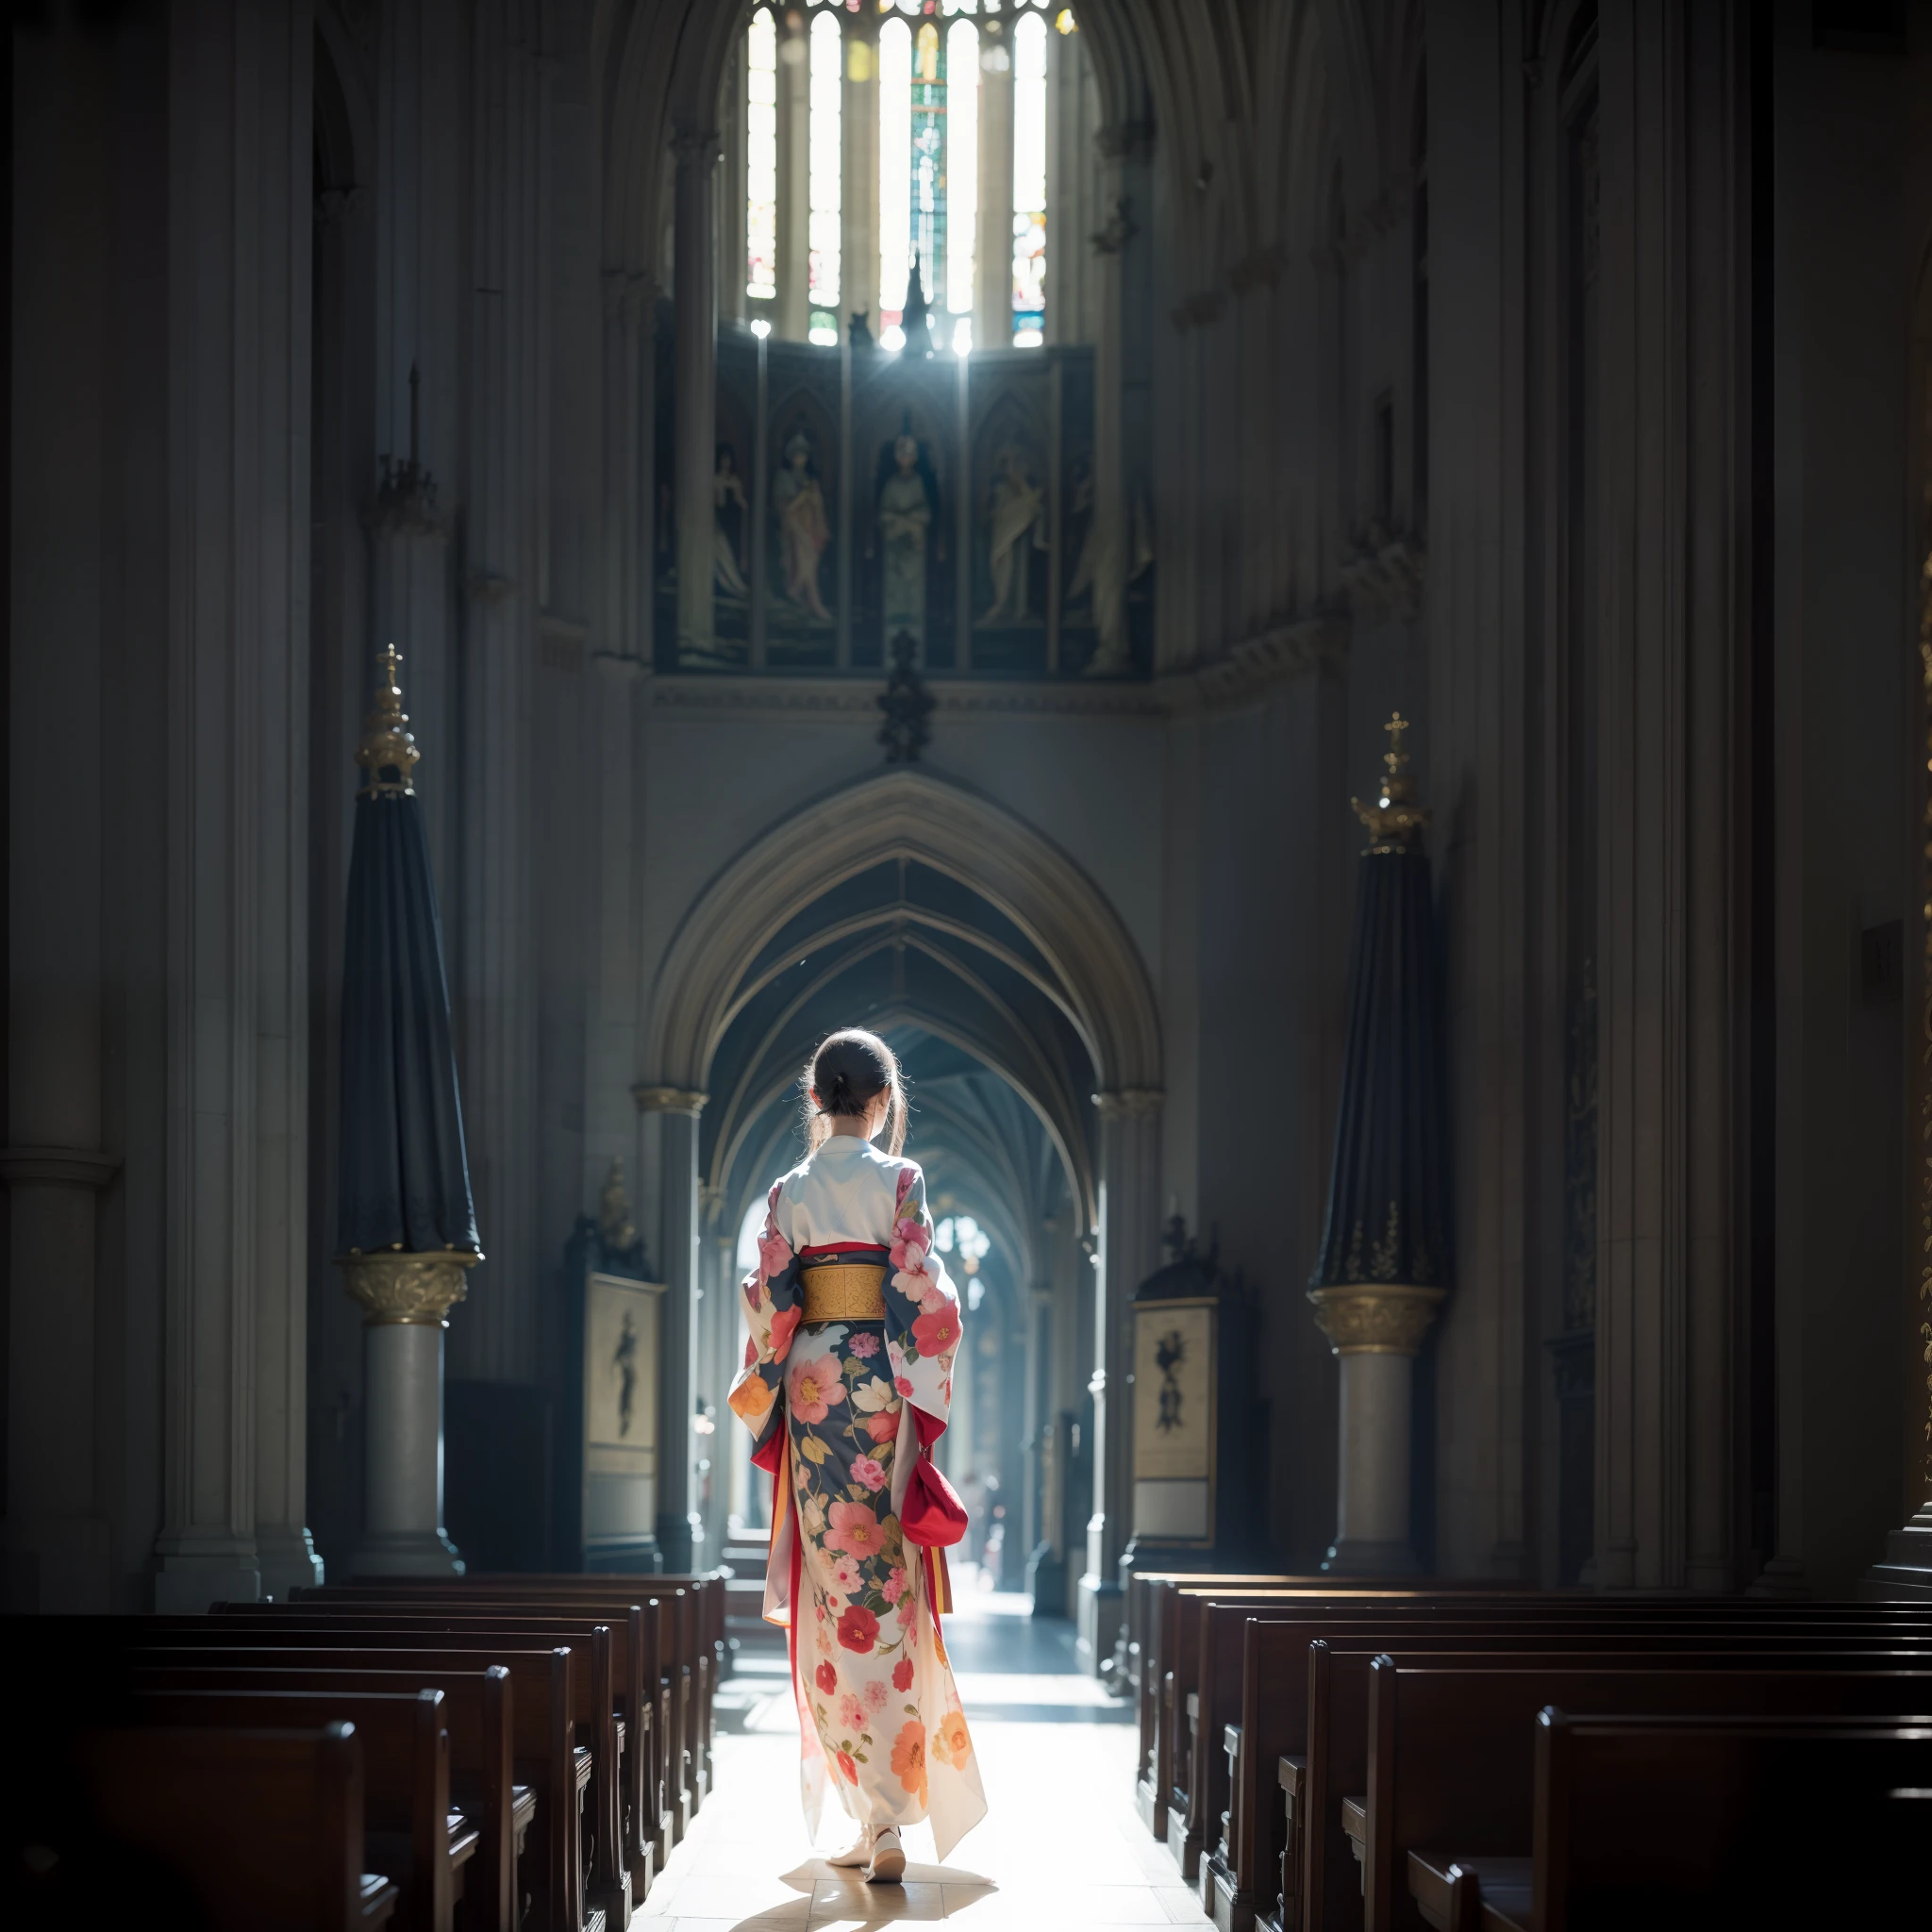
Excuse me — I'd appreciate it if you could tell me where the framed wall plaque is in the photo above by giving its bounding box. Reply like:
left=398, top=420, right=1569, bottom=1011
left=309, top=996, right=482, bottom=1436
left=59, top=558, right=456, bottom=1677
left=581, top=1272, right=666, bottom=1566
left=1131, top=1296, right=1217, bottom=1545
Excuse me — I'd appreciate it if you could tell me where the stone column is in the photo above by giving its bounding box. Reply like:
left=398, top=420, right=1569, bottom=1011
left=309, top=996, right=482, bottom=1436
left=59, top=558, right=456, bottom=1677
left=452, top=7, right=548, bottom=1384
left=674, top=128, right=721, bottom=660
left=341, top=1255, right=476, bottom=1574
left=1081, top=1088, right=1162, bottom=1673
left=1084, top=126, right=1140, bottom=675
left=843, top=14, right=880, bottom=339
left=3, top=12, right=117, bottom=1613
left=776, top=27, right=809, bottom=341
left=975, top=53, right=1014, bottom=351
left=1309, top=1286, right=1445, bottom=1574
left=153, top=0, right=317, bottom=1613
left=638, top=1086, right=707, bottom=1570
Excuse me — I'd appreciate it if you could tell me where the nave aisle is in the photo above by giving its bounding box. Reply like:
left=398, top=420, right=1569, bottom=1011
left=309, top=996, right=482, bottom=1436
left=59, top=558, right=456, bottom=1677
left=642, top=1600, right=1207, bottom=1931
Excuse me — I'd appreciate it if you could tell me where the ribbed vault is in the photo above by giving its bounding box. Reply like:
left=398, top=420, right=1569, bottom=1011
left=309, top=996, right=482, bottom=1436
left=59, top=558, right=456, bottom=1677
left=647, top=768, right=1160, bottom=1245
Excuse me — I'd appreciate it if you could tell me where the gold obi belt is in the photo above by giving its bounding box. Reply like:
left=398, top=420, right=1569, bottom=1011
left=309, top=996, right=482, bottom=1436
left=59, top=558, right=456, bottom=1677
left=799, top=1260, right=889, bottom=1324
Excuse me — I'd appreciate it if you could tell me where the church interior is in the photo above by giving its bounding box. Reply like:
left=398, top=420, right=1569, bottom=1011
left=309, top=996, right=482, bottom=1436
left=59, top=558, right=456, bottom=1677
left=8, top=0, right=1932, bottom=1924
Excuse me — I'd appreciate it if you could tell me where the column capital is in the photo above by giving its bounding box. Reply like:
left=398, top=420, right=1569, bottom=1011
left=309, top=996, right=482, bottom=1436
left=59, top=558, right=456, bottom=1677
left=603, top=268, right=657, bottom=327
left=1092, top=1087, right=1163, bottom=1122
left=635, top=1083, right=708, bottom=1117
left=672, top=125, right=723, bottom=169
left=1307, top=1282, right=1445, bottom=1357
left=338, top=1250, right=480, bottom=1327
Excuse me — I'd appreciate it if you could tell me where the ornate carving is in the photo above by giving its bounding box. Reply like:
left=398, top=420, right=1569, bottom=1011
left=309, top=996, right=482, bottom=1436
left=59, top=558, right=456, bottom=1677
left=633, top=1085, right=708, bottom=1116
left=672, top=126, right=723, bottom=168
left=374, top=362, right=439, bottom=535
left=339, top=1250, right=478, bottom=1327
left=1091, top=198, right=1138, bottom=257
left=1307, top=1283, right=1446, bottom=1357
left=877, top=631, right=935, bottom=764
left=598, top=1158, right=638, bottom=1252
left=1338, top=522, right=1428, bottom=625
left=357, top=644, right=420, bottom=797
left=1351, top=712, right=1432, bottom=853
left=1093, top=1088, right=1164, bottom=1122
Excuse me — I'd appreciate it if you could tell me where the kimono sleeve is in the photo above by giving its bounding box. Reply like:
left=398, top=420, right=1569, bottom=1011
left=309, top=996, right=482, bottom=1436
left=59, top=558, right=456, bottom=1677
left=883, top=1161, right=962, bottom=1441
left=725, top=1179, right=804, bottom=1470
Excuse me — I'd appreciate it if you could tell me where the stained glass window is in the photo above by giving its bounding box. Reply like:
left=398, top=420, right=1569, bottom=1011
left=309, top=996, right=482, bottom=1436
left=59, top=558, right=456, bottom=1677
left=1011, top=10, right=1047, bottom=345
left=746, top=2, right=1062, bottom=353
left=878, top=17, right=912, bottom=347
left=808, top=10, right=841, bottom=337
left=745, top=8, right=777, bottom=304
left=946, top=18, right=978, bottom=349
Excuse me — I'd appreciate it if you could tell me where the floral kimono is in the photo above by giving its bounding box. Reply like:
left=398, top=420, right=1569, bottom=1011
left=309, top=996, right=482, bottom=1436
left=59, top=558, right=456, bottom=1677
left=726, top=1136, right=987, bottom=1858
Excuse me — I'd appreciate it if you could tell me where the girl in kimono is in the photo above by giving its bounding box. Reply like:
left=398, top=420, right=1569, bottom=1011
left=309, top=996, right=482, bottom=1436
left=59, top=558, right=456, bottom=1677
left=727, top=1028, right=987, bottom=1881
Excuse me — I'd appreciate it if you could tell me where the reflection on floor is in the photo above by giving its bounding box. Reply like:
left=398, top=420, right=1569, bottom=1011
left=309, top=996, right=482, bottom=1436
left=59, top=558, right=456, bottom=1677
left=643, top=1592, right=1209, bottom=1929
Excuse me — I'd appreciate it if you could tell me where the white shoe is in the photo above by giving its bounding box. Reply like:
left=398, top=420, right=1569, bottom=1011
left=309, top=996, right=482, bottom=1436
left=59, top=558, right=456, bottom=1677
left=865, top=1825, right=906, bottom=1884
left=826, top=1827, right=873, bottom=1868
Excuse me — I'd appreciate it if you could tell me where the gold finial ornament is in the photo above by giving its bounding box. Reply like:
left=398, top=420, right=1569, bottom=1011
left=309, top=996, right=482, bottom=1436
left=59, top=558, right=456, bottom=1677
left=357, top=643, right=420, bottom=797
left=1351, top=710, right=1432, bottom=852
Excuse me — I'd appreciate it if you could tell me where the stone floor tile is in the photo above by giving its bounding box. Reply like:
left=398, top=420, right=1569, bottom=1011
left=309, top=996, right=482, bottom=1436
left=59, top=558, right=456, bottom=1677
left=809, top=1876, right=948, bottom=1920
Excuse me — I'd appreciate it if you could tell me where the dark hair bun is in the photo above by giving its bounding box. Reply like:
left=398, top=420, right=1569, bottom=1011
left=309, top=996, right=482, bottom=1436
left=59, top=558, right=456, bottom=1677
left=811, top=1029, right=891, bottom=1117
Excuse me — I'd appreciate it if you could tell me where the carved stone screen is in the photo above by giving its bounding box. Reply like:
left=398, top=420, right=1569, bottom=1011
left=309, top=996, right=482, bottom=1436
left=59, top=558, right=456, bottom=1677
left=655, top=311, right=1117, bottom=678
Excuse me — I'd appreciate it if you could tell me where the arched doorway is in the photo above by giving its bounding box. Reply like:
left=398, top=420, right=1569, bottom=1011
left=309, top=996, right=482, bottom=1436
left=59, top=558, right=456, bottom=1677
left=640, top=769, right=1158, bottom=1652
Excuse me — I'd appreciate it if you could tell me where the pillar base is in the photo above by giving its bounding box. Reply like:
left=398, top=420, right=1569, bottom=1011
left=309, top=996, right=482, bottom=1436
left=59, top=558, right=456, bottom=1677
left=656, top=1512, right=697, bottom=1574
left=257, top=1523, right=325, bottom=1600
left=1321, top=1537, right=1422, bottom=1578
left=1858, top=1508, right=1932, bottom=1601
left=153, top=1543, right=262, bottom=1613
left=1075, top=1572, right=1122, bottom=1675
left=349, top=1528, right=465, bottom=1578
left=1024, top=1541, right=1066, bottom=1617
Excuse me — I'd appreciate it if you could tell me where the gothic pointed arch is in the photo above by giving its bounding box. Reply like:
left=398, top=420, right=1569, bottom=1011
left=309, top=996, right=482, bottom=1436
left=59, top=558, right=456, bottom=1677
left=647, top=767, right=1160, bottom=1091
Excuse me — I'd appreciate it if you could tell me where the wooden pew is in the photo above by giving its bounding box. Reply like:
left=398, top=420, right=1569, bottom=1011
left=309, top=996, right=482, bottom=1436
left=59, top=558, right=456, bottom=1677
left=1371, top=1662, right=1932, bottom=1932
left=1152, top=1578, right=1546, bottom=1870
left=127, top=1666, right=524, bottom=1932
left=65, top=1723, right=400, bottom=1929
left=1298, top=1626, right=1932, bottom=1932
left=288, top=1583, right=680, bottom=1886
left=1522, top=1710, right=1932, bottom=1927
left=327, top=1572, right=726, bottom=1794
left=1225, top=1602, right=1932, bottom=1932
left=1130, top=1572, right=1313, bottom=1829
left=124, top=1688, right=462, bottom=1932
left=204, top=1605, right=635, bottom=1923
left=131, top=1641, right=584, bottom=1932
left=305, top=1572, right=723, bottom=1850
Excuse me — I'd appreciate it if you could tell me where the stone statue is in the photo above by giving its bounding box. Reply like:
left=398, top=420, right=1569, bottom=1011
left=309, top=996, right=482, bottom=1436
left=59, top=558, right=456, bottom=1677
left=712, top=443, right=750, bottom=601
left=982, top=447, right=1046, bottom=625
left=878, top=432, right=937, bottom=650
left=774, top=431, right=832, bottom=621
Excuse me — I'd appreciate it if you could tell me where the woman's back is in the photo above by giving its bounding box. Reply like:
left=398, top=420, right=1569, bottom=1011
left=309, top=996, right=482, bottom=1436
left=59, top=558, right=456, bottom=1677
left=776, top=1134, right=910, bottom=1251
